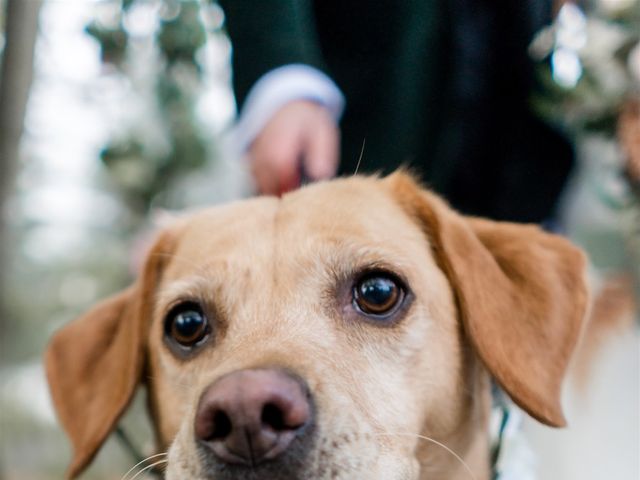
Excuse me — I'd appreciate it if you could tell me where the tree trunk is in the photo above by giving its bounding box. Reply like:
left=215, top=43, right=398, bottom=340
left=0, top=0, right=42, bottom=334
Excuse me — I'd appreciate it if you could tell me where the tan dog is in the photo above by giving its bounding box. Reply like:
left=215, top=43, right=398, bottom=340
left=45, top=172, right=589, bottom=480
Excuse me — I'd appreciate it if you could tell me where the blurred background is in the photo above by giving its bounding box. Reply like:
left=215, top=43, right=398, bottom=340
left=0, top=0, right=638, bottom=479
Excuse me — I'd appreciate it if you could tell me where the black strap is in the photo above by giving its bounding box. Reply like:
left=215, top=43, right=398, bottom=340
left=490, top=404, right=510, bottom=480
left=115, top=426, right=163, bottom=478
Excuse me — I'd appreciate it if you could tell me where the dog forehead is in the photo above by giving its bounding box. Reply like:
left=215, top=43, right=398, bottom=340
left=278, top=176, right=414, bottom=236
left=176, top=196, right=280, bottom=252
left=155, top=176, right=425, bottom=307
left=168, top=177, right=421, bottom=262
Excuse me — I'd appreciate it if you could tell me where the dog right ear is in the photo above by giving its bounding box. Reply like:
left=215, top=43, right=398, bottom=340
left=386, top=172, right=589, bottom=428
left=44, top=229, right=177, bottom=479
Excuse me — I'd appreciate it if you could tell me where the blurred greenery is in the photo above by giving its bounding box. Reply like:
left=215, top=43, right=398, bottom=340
left=531, top=2, right=639, bottom=136
left=530, top=1, right=640, bottom=292
left=86, top=0, right=215, bottom=219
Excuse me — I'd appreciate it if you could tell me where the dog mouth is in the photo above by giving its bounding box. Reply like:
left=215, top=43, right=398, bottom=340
left=190, top=421, right=317, bottom=480
left=163, top=446, right=419, bottom=480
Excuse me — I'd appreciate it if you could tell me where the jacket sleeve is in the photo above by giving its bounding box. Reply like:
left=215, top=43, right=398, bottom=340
left=218, top=0, right=328, bottom=110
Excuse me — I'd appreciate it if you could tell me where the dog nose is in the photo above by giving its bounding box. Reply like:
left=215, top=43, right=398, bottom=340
left=194, top=369, right=311, bottom=467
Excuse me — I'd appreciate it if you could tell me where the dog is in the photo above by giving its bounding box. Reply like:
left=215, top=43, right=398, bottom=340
left=45, top=172, right=589, bottom=479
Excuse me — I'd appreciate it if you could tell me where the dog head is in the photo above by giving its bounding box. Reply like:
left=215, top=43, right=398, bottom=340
left=45, top=172, right=588, bottom=479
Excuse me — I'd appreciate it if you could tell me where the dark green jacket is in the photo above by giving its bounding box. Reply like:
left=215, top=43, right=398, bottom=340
left=220, top=0, right=573, bottom=223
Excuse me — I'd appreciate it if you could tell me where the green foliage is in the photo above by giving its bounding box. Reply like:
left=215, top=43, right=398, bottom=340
left=158, top=1, right=207, bottom=68
left=87, top=0, right=218, bottom=218
left=85, top=21, right=128, bottom=64
left=531, top=64, right=626, bottom=136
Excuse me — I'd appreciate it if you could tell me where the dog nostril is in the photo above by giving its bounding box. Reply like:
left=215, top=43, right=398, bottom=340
left=261, top=402, right=286, bottom=431
left=210, top=410, right=232, bottom=440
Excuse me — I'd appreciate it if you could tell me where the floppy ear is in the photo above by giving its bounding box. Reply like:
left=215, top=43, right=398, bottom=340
left=387, top=172, right=589, bottom=427
left=44, top=230, right=176, bottom=479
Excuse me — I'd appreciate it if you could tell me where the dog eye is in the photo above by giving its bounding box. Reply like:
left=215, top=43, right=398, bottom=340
left=165, top=303, right=209, bottom=347
left=353, top=273, right=404, bottom=317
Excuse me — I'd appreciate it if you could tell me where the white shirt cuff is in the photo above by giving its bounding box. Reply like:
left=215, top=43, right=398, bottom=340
left=227, top=64, right=345, bottom=154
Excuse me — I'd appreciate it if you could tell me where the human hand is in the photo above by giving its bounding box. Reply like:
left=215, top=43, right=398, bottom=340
left=249, top=100, right=340, bottom=195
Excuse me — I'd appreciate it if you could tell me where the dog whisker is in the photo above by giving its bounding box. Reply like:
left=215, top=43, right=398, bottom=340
left=127, top=458, right=168, bottom=480
left=121, top=453, right=168, bottom=480
left=374, top=432, right=477, bottom=480
left=353, top=138, right=366, bottom=175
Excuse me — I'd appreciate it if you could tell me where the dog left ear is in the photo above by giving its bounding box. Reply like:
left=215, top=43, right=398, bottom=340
left=44, top=230, right=176, bottom=479
left=386, top=172, right=589, bottom=427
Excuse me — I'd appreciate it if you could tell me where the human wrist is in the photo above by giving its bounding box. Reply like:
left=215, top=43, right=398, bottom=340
left=228, top=64, right=345, bottom=154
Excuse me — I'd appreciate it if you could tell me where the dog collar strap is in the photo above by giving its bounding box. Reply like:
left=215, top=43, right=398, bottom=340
left=115, top=427, right=162, bottom=478
left=490, top=388, right=537, bottom=480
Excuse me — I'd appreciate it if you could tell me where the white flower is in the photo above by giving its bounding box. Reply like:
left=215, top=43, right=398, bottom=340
left=552, top=48, right=583, bottom=88
left=529, top=27, right=555, bottom=60
left=557, top=3, right=588, bottom=51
